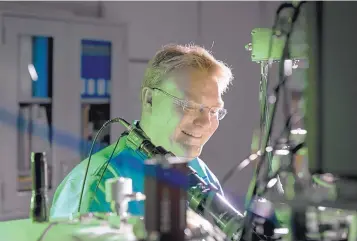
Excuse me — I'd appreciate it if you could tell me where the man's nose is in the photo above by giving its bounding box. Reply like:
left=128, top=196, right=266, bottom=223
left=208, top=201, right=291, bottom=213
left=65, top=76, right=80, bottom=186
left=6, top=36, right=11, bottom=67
left=193, top=109, right=211, bottom=128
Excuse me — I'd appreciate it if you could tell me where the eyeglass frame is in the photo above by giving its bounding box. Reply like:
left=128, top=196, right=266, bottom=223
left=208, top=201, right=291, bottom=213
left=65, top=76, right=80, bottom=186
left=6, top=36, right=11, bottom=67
left=151, top=88, right=227, bottom=120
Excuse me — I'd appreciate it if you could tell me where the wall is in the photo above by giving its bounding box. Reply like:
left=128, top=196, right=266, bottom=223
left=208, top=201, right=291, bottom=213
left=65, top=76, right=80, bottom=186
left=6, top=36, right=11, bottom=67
left=0, top=1, right=101, bottom=17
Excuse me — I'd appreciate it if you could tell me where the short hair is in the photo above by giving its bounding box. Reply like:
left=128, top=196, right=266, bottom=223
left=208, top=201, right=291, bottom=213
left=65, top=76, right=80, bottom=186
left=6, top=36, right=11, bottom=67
left=141, top=44, right=233, bottom=101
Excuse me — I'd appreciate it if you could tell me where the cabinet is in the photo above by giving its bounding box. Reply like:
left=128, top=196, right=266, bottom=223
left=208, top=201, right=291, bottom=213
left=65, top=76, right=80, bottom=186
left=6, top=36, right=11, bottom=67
left=0, top=13, right=128, bottom=220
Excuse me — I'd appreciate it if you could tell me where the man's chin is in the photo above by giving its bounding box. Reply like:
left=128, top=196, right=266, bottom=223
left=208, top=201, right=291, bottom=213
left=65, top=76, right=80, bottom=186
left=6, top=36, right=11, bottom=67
left=172, top=145, right=201, bottom=160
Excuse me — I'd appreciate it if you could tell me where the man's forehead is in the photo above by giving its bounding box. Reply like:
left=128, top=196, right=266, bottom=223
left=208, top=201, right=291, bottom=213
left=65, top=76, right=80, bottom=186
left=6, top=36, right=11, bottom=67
left=163, top=71, right=217, bottom=90
left=160, top=74, right=224, bottom=107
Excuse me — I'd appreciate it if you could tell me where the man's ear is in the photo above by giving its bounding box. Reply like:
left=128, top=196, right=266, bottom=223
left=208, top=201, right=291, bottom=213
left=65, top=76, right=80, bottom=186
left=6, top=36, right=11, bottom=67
left=141, top=87, right=153, bottom=111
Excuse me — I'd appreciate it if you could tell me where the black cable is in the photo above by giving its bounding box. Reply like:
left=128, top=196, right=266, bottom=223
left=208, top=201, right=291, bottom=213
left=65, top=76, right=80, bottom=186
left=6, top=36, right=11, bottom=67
left=258, top=1, right=295, bottom=154
left=276, top=6, right=296, bottom=194
left=77, top=118, right=121, bottom=214
left=260, top=141, right=305, bottom=194
left=221, top=152, right=260, bottom=187
left=263, top=0, right=307, bottom=192
left=36, top=123, right=126, bottom=241
left=242, top=2, right=306, bottom=241
left=258, top=4, right=306, bottom=240
left=221, top=114, right=295, bottom=187
left=252, top=0, right=306, bottom=203
left=221, top=3, right=296, bottom=189
left=36, top=222, right=59, bottom=241
left=92, top=133, right=124, bottom=198
left=250, top=1, right=297, bottom=193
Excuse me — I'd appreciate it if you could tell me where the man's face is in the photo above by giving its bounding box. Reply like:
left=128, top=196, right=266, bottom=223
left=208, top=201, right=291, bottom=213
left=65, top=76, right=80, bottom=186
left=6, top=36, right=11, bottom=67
left=146, top=70, right=224, bottom=159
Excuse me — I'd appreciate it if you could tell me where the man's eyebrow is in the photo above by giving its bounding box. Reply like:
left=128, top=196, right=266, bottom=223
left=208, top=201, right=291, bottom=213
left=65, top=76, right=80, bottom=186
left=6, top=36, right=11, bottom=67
left=202, top=100, right=224, bottom=108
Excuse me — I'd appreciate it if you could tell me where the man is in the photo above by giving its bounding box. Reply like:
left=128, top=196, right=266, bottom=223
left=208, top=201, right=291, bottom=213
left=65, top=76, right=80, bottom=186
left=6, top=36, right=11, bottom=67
left=50, top=44, right=233, bottom=218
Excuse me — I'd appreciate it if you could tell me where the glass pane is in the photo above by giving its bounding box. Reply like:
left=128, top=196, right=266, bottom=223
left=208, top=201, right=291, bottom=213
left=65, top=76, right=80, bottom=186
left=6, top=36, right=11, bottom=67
left=17, top=35, right=53, bottom=192
left=80, top=39, right=112, bottom=159
left=19, top=36, right=53, bottom=100
left=81, top=40, right=112, bottom=98
left=81, top=104, right=110, bottom=159
left=17, top=103, right=53, bottom=192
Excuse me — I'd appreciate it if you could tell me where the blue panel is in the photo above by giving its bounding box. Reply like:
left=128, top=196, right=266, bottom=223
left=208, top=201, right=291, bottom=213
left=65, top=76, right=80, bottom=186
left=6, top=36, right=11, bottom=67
left=81, top=39, right=112, bottom=98
left=32, top=36, right=49, bottom=98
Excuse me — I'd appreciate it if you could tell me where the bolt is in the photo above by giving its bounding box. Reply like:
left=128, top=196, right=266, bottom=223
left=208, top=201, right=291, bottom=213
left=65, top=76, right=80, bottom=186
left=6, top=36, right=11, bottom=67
left=245, top=43, right=252, bottom=51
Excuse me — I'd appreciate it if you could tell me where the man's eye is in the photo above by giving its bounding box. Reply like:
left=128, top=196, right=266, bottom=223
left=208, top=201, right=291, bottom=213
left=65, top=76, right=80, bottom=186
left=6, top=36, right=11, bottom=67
left=210, top=108, right=223, bottom=115
left=184, top=104, right=195, bottom=110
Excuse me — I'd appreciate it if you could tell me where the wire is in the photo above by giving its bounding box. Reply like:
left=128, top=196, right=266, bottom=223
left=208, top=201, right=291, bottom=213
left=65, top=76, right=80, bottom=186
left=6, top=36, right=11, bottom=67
left=260, top=141, right=305, bottom=195
left=249, top=1, right=297, bottom=197
left=241, top=2, right=306, bottom=241
left=221, top=152, right=260, bottom=186
left=221, top=3, right=296, bottom=188
left=77, top=118, right=120, bottom=214
left=221, top=112, right=301, bottom=185
left=36, top=222, right=59, bottom=241
left=269, top=0, right=308, bottom=189
left=221, top=110, right=300, bottom=187
left=92, top=133, right=123, bottom=198
left=253, top=0, right=306, bottom=202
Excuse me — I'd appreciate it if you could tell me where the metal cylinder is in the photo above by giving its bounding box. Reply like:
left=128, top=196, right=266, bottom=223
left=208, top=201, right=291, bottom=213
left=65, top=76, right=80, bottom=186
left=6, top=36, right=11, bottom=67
left=188, top=172, right=244, bottom=241
left=105, top=177, right=133, bottom=215
left=30, top=152, right=49, bottom=222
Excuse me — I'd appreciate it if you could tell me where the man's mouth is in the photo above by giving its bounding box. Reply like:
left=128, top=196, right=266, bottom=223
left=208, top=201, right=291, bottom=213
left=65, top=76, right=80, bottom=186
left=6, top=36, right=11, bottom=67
left=182, top=130, right=202, bottom=139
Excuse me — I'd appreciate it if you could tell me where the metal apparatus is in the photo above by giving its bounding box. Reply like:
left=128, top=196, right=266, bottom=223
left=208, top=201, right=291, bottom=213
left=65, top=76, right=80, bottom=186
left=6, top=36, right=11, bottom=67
left=242, top=2, right=357, bottom=241
left=187, top=167, right=244, bottom=241
left=105, top=177, right=145, bottom=217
